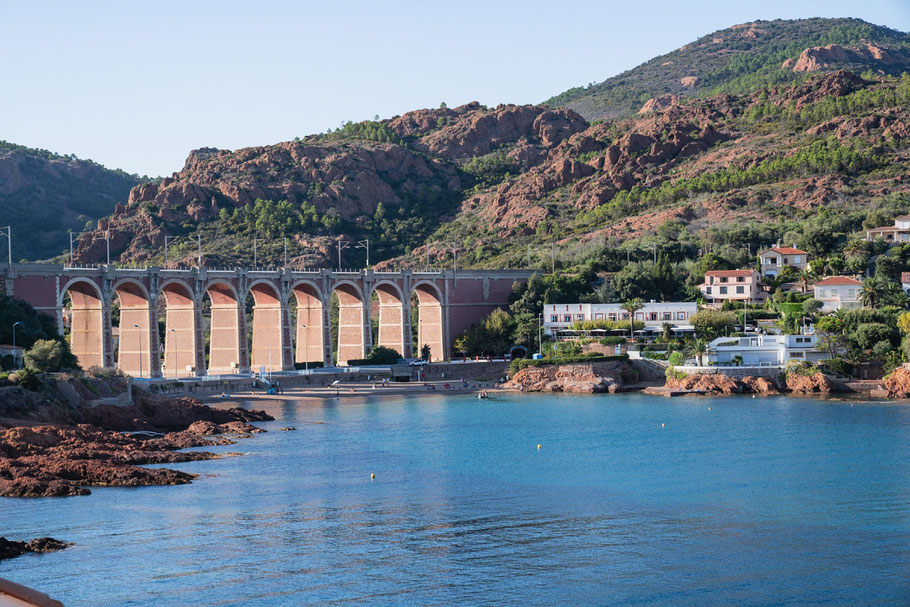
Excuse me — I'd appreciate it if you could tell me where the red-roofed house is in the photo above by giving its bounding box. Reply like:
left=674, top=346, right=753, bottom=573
left=865, top=216, right=910, bottom=242
left=699, top=269, right=766, bottom=308
left=812, top=276, right=863, bottom=312
left=758, top=245, right=809, bottom=278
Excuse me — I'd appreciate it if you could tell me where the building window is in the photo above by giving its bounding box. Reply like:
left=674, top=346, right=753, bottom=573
left=720, top=277, right=728, bottom=283
left=794, top=256, right=801, bottom=263
left=736, top=286, right=744, bottom=294
left=563, top=315, right=571, bottom=323
left=550, top=315, right=558, bottom=323
left=737, top=276, right=745, bottom=282
left=706, top=287, right=712, bottom=294
left=790, top=352, right=804, bottom=358
left=576, top=314, right=584, bottom=321
left=677, top=312, right=686, bottom=320
left=594, top=313, right=604, bottom=320
left=719, top=286, right=728, bottom=294
left=609, top=314, right=617, bottom=321
left=649, top=312, right=658, bottom=321
left=663, top=313, right=672, bottom=321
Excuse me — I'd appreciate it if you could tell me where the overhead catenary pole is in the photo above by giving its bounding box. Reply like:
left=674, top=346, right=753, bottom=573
left=551, top=243, right=555, bottom=274
left=283, top=238, right=288, bottom=267
left=105, top=230, right=110, bottom=265
left=68, top=230, right=75, bottom=266
left=356, top=239, right=370, bottom=269
left=447, top=243, right=458, bottom=281
left=164, top=235, right=177, bottom=267
left=1, top=226, right=10, bottom=267
left=253, top=238, right=258, bottom=268
left=653, top=242, right=657, bottom=264
left=337, top=241, right=350, bottom=271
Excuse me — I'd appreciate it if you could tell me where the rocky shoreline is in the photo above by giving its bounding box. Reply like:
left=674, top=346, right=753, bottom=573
left=0, top=388, right=273, bottom=498
left=504, top=360, right=910, bottom=399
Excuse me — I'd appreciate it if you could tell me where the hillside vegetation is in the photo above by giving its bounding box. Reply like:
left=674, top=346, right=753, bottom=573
left=0, top=141, right=146, bottom=261
left=546, top=18, right=910, bottom=119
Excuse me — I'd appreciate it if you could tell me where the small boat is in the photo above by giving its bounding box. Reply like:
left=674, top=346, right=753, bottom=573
left=478, top=390, right=489, bottom=399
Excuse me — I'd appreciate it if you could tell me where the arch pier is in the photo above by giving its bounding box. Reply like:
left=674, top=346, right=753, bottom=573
left=3, top=264, right=535, bottom=377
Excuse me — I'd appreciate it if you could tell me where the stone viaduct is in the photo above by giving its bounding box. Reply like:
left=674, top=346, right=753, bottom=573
left=1, top=264, right=535, bottom=378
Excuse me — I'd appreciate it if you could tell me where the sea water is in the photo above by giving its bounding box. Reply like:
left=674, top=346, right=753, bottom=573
left=1, top=392, right=909, bottom=606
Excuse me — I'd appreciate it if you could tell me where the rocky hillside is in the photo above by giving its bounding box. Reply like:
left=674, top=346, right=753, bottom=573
left=73, top=103, right=585, bottom=267
left=0, top=141, right=145, bottom=261
left=546, top=18, right=910, bottom=120
left=419, top=69, right=910, bottom=270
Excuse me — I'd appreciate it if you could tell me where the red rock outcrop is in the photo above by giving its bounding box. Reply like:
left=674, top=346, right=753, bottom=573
left=665, top=373, right=741, bottom=394
left=786, top=43, right=910, bottom=73
left=0, top=394, right=273, bottom=497
left=785, top=372, right=843, bottom=394
left=741, top=376, right=780, bottom=394
left=638, top=94, right=680, bottom=114
left=504, top=361, right=635, bottom=393
left=882, top=365, right=910, bottom=398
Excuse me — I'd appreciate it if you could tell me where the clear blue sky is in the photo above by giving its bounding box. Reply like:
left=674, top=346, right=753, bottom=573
left=1, top=0, right=908, bottom=177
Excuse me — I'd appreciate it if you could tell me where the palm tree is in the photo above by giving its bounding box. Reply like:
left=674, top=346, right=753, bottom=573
left=798, top=268, right=817, bottom=293
left=843, top=239, right=867, bottom=259
left=621, top=298, right=644, bottom=341
left=860, top=277, right=886, bottom=309
left=690, top=338, right=712, bottom=366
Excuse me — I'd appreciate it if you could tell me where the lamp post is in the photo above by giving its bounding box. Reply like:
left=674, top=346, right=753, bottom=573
left=133, top=324, right=142, bottom=378
left=12, top=321, right=21, bottom=369
left=537, top=313, right=542, bottom=357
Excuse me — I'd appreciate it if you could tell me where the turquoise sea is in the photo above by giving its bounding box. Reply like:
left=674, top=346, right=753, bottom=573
left=1, top=392, right=909, bottom=605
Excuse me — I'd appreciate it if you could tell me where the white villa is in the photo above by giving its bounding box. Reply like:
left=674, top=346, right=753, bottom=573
left=866, top=215, right=910, bottom=242
left=812, top=276, right=862, bottom=312
left=708, top=334, right=829, bottom=367
left=543, top=302, right=697, bottom=338
left=758, top=245, right=809, bottom=278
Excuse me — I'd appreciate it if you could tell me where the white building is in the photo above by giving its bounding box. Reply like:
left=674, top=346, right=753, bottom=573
left=543, top=302, right=697, bottom=337
left=708, top=334, right=829, bottom=367
left=758, top=246, right=809, bottom=278
left=866, top=215, right=910, bottom=242
left=812, top=276, right=862, bottom=312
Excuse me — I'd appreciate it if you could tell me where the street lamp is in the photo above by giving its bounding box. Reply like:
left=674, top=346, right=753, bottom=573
left=12, top=321, right=21, bottom=369
left=133, top=324, right=142, bottom=378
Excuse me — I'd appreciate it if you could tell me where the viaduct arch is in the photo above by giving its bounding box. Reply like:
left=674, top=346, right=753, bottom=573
left=3, top=264, right=535, bottom=377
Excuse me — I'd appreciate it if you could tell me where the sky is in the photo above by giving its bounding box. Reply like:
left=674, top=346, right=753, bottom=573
left=2, top=0, right=909, bottom=177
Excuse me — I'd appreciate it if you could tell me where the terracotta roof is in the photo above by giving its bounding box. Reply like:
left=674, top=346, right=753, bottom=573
left=704, top=269, right=756, bottom=277
left=895, top=215, right=910, bottom=221
left=867, top=226, right=902, bottom=232
left=814, top=276, right=862, bottom=286
left=902, top=272, right=910, bottom=283
left=760, top=246, right=808, bottom=255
